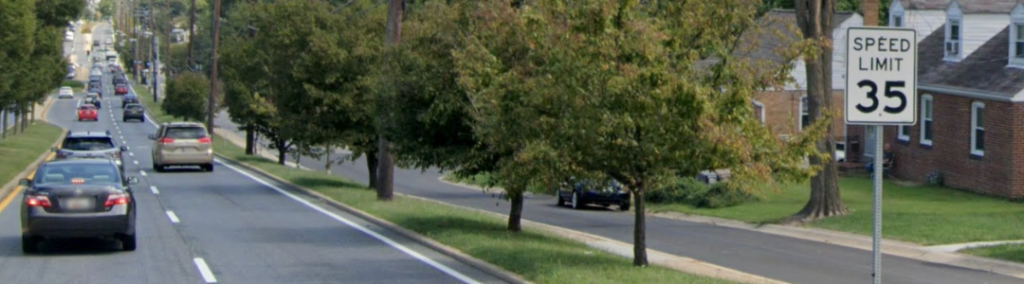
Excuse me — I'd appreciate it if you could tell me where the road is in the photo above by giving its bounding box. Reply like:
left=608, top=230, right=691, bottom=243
left=215, top=93, right=1022, bottom=282
left=0, top=23, right=508, bottom=284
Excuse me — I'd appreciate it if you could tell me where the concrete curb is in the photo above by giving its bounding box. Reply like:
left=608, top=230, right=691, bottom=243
left=212, top=153, right=533, bottom=284
left=652, top=212, right=1024, bottom=280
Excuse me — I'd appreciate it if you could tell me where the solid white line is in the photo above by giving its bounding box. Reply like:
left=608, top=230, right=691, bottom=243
left=140, top=170, right=147, bottom=176
left=150, top=186, right=160, bottom=195
left=218, top=161, right=481, bottom=284
left=133, top=160, right=139, bottom=165
left=165, top=211, right=180, bottom=223
left=193, top=258, right=218, bottom=283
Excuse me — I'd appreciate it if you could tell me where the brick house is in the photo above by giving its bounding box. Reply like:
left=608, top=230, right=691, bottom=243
left=883, top=0, right=1024, bottom=198
left=743, top=10, right=865, bottom=161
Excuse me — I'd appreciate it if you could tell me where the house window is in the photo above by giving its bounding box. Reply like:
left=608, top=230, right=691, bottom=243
left=892, top=16, right=903, bottom=27
left=1016, top=24, right=1024, bottom=58
left=898, top=125, right=910, bottom=141
left=946, top=20, right=961, bottom=59
left=920, top=95, right=933, bottom=146
left=971, top=102, right=984, bottom=156
left=752, top=100, right=765, bottom=124
left=799, top=96, right=808, bottom=131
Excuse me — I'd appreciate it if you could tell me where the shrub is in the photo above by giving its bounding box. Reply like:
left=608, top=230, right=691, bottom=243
left=647, top=177, right=758, bottom=208
left=162, top=72, right=210, bottom=122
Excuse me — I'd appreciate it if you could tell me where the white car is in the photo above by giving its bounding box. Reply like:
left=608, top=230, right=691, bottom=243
left=58, top=87, right=74, bottom=99
left=64, top=32, right=74, bottom=42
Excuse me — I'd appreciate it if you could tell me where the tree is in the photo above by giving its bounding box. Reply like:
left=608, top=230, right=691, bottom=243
left=0, top=0, right=37, bottom=139
left=163, top=72, right=211, bottom=122
left=789, top=0, right=848, bottom=221
left=456, top=0, right=821, bottom=266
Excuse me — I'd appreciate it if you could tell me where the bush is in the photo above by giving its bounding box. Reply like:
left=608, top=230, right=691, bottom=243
left=162, top=72, right=210, bottom=122
left=647, top=177, right=759, bottom=208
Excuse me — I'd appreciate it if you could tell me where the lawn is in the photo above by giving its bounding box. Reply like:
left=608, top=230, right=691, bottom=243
left=211, top=136, right=735, bottom=284
left=648, top=177, right=1024, bottom=245
left=132, top=82, right=178, bottom=123
left=962, top=244, right=1024, bottom=264
left=0, top=123, right=62, bottom=188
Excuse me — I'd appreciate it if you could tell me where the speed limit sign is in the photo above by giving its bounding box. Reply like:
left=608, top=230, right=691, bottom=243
left=845, top=27, right=917, bottom=125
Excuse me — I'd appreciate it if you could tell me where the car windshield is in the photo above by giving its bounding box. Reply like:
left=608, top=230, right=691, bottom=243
left=62, top=137, right=114, bottom=151
left=33, top=163, right=120, bottom=186
left=165, top=127, right=208, bottom=139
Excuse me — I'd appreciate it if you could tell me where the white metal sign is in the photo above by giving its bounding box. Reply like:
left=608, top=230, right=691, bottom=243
left=845, top=27, right=917, bottom=125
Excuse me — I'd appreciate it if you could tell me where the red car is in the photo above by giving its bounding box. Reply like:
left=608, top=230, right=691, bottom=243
left=77, top=105, right=98, bottom=121
left=115, top=84, right=128, bottom=95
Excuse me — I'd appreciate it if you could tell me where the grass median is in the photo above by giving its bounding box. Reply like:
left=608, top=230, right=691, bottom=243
left=210, top=135, right=735, bottom=284
left=0, top=123, right=62, bottom=189
left=133, top=82, right=177, bottom=123
left=962, top=245, right=1024, bottom=264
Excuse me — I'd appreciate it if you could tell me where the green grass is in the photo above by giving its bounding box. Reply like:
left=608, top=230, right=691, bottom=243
left=962, top=244, right=1024, bottom=264
left=62, top=80, right=84, bottom=89
left=211, top=136, right=735, bottom=284
left=0, top=123, right=62, bottom=187
left=133, top=82, right=178, bottom=123
left=648, top=178, right=1024, bottom=245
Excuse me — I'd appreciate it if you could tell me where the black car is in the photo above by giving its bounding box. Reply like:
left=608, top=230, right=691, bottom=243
left=53, top=130, right=127, bottom=173
left=122, top=94, right=139, bottom=108
left=113, top=76, right=127, bottom=86
left=20, top=158, right=139, bottom=253
left=556, top=178, right=631, bottom=211
left=122, top=104, right=145, bottom=122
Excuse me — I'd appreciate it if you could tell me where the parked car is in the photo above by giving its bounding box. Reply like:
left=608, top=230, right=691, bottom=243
left=121, top=93, right=138, bottom=108
left=122, top=104, right=145, bottom=122
left=149, top=122, right=214, bottom=172
left=115, top=84, right=128, bottom=96
left=77, top=105, right=98, bottom=121
left=556, top=178, right=630, bottom=211
left=58, top=87, right=74, bottom=99
left=53, top=130, right=127, bottom=173
left=19, top=158, right=139, bottom=253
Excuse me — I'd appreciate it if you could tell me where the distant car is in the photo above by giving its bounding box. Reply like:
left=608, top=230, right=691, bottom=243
left=122, top=104, right=145, bottom=122
left=150, top=122, right=214, bottom=172
left=87, top=82, right=102, bottom=98
left=53, top=130, right=128, bottom=172
left=58, top=87, right=74, bottom=99
left=19, top=158, right=139, bottom=253
left=115, top=84, right=128, bottom=96
left=85, top=93, right=102, bottom=108
left=77, top=105, right=98, bottom=121
left=555, top=178, right=630, bottom=211
left=113, top=76, right=127, bottom=85
left=64, top=32, right=74, bottom=42
left=121, top=93, right=138, bottom=108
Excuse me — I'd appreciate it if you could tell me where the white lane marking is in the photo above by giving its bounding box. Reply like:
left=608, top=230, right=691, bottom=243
left=193, top=258, right=218, bottom=283
left=140, top=170, right=147, bottom=176
left=165, top=211, right=180, bottom=223
left=150, top=186, right=160, bottom=194
left=129, top=152, right=134, bottom=157
left=133, top=160, right=139, bottom=165
left=219, top=161, right=481, bottom=284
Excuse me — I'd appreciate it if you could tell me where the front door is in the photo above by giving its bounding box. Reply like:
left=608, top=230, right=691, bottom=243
left=863, top=125, right=877, bottom=161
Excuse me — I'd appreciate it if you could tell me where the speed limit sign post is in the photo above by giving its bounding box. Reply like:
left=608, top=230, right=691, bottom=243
left=846, top=27, right=916, bottom=284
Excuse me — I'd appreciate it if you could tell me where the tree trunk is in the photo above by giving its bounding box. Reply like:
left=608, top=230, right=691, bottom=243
left=376, top=0, right=403, bottom=202
left=19, top=106, right=27, bottom=133
left=507, top=189, right=524, bottom=232
left=793, top=0, right=847, bottom=221
left=207, top=0, right=222, bottom=138
left=276, top=139, right=287, bottom=165
left=30, top=103, right=34, bottom=124
left=1, top=108, right=7, bottom=139
left=325, top=146, right=332, bottom=175
left=632, top=188, right=648, bottom=266
left=367, top=149, right=379, bottom=190
left=245, top=124, right=255, bottom=155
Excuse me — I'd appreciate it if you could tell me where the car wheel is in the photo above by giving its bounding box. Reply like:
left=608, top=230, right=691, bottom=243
left=153, top=163, right=163, bottom=172
left=120, top=234, right=136, bottom=251
left=22, top=235, right=39, bottom=254
left=619, top=201, right=631, bottom=211
left=571, top=191, right=581, bottom=210
left=140, top=117, right=145, bottom=123
left=556, top=190, right=565, bottom=207
left=204, top=163, right=214, bottom=172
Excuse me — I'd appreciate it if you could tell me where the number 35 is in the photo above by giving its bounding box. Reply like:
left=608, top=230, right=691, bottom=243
left=855, top=80, right=906, bottom=114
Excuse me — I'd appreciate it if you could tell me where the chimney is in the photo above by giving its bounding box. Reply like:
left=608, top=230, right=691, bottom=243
left=863, top=0, right=880, bottom=26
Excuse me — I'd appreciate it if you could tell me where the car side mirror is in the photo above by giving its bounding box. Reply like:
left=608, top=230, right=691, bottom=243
left=148, top=134, right=156, bottom=140
left=19, top=179, right=32, bottom=186
left=120, top=146, right=128, bottom=152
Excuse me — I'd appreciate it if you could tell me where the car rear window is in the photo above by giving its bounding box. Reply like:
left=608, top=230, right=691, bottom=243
left=34, top=163, right=120, bottom=186
left=62, top=137, right=115, bottom=151
left=165, top=127, right=208, bottom=139
left=126, top=105, right=143, bottom=110
left=79, top=105, right=95, bottom=110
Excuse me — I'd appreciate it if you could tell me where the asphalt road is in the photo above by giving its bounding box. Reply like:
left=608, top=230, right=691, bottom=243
left=0, top=24, right=507, bottom=284
left=215, top=102, right=1023, bottom=283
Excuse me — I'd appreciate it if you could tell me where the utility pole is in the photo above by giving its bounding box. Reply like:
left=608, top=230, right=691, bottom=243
left=376, top=0, right=403, bottom=200
left=207, top=0, right=222, bottom=136
left=187, top=0, right=196, bottom=68
left=149, top=0, right=158, bottom=101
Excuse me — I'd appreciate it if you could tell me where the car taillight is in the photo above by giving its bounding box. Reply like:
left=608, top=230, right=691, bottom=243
left=197, top=137, right=211, bottom=144
left=104, top=193, right=129, bottom=207
left=158, top=138, right=174, bottom=144
left=26, top=195, right=52, bottom=207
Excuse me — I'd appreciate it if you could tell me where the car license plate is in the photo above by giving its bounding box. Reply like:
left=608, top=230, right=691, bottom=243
left=62, top=197, right=93, bottom=210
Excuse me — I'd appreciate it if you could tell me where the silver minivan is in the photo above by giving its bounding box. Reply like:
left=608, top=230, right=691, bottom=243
left=149, top=122, right=214, bottom=172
